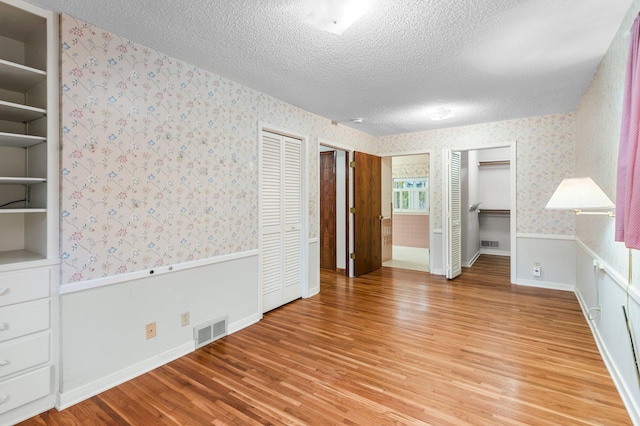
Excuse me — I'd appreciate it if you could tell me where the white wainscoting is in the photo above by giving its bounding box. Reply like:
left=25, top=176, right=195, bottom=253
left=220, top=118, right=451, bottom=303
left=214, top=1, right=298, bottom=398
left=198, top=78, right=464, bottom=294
left=430, top=229, right=444, bottom=275
left=56, top=251, right=260, bottom=410
left=574, top=240, right=640, bottom=425
left=514, top=234, right=576, bottom=291
left=307, top=238, right=320, bottom=297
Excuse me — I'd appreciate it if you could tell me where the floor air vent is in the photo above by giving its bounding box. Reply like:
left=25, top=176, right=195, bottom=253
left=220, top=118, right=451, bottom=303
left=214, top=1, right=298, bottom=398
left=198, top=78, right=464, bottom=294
left=194, top=317, right=227, bottom=349
left=481, top=240, right=499, bottom=248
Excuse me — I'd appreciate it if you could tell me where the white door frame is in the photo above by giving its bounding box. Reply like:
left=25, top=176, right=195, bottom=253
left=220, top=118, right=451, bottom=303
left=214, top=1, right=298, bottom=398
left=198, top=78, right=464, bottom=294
left=318, top=138, right=356, bottom=276
left=379, top=149, right=436, bottom=275
left=443, top=141, right=517, bottom=283
left=258, top=122, right=309, bottom=315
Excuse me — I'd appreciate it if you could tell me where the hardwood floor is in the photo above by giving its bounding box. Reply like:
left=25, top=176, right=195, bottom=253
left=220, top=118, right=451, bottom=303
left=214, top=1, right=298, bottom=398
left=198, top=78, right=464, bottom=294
left=21, top=256, right=630, bottom=425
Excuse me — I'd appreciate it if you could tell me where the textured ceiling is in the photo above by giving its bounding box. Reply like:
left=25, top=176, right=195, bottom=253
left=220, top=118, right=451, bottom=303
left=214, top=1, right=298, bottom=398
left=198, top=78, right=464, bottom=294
left=26, top=0, right=633, bottom=136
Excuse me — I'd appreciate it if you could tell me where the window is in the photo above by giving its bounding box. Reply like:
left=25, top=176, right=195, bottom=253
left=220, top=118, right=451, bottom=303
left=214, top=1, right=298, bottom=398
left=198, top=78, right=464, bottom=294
left=393, top=178, right=428, bottom=213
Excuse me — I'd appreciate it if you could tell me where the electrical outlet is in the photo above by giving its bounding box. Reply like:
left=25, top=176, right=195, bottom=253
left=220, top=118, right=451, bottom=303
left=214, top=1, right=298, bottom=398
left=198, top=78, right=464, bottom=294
left=181, top=312, right=190, bottom=327
left=533, top=263, right=541, bottom=277
left=146, top=322, right=156, bottom=339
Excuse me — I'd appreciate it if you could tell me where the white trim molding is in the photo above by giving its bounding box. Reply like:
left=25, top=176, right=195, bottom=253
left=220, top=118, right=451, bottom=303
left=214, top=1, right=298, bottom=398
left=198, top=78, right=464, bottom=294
left=574, top=237, right=640, bottom=424
left=574, top=238, right=640, bottom=309
left=59, top=250, right=260, bottom=295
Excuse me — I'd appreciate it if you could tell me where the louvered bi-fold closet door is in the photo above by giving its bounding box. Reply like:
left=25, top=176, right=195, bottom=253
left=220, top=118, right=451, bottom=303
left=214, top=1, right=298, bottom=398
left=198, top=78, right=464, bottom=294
left=447, top=151, right=462, bottom=279
left=260, top=131, right=302, bottom=313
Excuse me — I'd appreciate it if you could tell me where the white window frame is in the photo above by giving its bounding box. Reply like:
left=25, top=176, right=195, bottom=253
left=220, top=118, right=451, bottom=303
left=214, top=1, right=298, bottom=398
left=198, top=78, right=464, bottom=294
left=393, top=177, right=428, bottom=213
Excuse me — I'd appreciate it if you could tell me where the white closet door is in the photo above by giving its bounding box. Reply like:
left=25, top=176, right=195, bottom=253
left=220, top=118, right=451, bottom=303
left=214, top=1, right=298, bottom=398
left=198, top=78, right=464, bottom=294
left=260, top=131, right=302, bottom=313
left=261, top=133, right=282, bottom=306
left=283, top=137, right=302, bottom=304
left=446, top=150, right=462, bottom=279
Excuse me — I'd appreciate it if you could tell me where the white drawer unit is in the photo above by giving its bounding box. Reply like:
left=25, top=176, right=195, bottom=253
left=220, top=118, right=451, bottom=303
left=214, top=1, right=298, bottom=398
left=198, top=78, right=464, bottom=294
left=0, top=0, right=59, bottom=423
left=0, top=268, right=50, bottom=307
left=0, top=299, right=49, bottom=343
left=0, top=366, right=50, bottom=415
left=0, top=333, right=49, bottom=378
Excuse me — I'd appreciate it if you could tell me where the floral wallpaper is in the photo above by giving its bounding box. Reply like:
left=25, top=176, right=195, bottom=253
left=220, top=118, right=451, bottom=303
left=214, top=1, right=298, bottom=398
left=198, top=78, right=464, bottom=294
left=392, top=163, right=429, bottom=179
left=60, top=15, right=376, bottom=284
left=60, top=15, right=584, bottom=285
left=378, top=113, right=576, bottom=235
left=575, top=2, right=639, bottom=276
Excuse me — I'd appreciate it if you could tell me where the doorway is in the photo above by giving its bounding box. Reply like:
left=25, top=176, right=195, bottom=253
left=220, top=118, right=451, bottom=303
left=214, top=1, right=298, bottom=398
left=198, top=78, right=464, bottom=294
left=444, top=144, right=516, bottom=282
left=382, top=154, right=430, bottom=273
left=318, top=145, right=385, bottom=277
left=319, top=150, right=336, bottom=270
left=319, top=145, right=348, bottom=275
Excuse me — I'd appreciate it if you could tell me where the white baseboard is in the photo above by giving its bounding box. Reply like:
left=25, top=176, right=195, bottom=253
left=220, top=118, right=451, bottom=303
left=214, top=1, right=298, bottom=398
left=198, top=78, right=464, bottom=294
left=513, top=278, right=574, bottom=292
left=575, top=289, right=640, bottom=425
left=480, top=248, right=510, bottom=257
left=462, top=250, right=481, bottom=268
left=306, top=287, right=320, bottom=298
left=228, top=313, right=261, bottom=334
left=56, top=341, right=194, bottom=410
left=57, top=310, right=263, bottom=412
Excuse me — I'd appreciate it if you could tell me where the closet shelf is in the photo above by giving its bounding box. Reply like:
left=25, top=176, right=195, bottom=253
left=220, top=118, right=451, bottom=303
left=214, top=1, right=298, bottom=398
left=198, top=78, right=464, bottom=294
left=0, top=249, right=46, bottom=267
left=0, top=132, right=46, bottom=148
left=0, top=208, right=46, bottom=213
left=0, top=58, right=46, bottom=92
left=0, top=100, right=46, bottom=122
left=478, top=160, right=510, bottom=167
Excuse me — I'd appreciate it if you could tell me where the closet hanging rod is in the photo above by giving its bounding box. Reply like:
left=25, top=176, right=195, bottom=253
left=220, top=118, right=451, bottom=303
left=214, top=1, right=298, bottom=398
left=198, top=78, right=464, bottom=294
left=478, top=160, right=510, bottom=167
left=479, top=209, right=510, bottom=215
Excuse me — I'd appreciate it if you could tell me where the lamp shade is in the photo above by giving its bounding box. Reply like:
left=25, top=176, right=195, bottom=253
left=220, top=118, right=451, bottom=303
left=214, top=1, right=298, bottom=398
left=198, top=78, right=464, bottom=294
left=545, top=177, right=615, bottom=210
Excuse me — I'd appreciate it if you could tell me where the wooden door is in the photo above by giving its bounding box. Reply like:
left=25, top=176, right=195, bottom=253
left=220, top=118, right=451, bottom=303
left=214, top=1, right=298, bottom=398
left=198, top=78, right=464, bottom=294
left=353, top=151, right=382, bottom=276
left=320, top=151, right=336, bottom=270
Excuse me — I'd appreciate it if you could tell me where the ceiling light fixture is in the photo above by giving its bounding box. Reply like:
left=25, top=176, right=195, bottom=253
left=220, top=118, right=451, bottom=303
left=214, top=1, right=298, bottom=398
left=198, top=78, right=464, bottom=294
left=428, top=107, right=455, bottom=121
left=352, top=118, right=363, bottom=123
left=303, top=0, right=370, bottom=35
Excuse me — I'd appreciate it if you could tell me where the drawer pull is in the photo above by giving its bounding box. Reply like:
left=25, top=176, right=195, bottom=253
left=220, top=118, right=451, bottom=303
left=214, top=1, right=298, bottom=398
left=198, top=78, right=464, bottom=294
left=0, top=288, right=7, bottom=296
left=0, top=395, right=7, bottom=404
left=0, top=360, right=7, bottom=366
left=0, top=323, right=7, bottom=331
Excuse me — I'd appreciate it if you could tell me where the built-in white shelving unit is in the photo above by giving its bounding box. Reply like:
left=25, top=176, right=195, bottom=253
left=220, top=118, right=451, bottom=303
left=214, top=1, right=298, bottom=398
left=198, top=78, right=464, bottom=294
left=0, top=0, right=59, bottom=423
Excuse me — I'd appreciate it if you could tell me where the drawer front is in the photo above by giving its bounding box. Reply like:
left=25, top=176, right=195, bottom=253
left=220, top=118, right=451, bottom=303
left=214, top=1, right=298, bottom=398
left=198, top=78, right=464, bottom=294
left=0, top=268, right=50, bottom=307
left=0, top=333, right=49, bottom=378
left=0, top=366, right=50, bottom=415
left=0, top=300, right=49, bottom=343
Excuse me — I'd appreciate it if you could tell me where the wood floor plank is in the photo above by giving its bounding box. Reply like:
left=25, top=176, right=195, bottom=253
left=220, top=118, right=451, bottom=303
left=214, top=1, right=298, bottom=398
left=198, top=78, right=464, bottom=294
left=20, top=256, right=631, bottom=425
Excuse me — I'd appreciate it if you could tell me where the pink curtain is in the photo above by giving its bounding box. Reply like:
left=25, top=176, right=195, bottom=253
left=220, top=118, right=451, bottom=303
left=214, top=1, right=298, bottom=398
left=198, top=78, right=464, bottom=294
left=616, top=13, right=640, bottom=249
